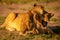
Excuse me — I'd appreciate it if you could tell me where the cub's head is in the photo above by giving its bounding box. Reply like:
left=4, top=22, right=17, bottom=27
left=30, top=4, right=44, bottom=15
left=42, top=11, right=54, bottom=22
left=30, top=3, right=54, bottom=27
left=42, top=10, right=54, bottom=27
left=33, top=3, right=54, bottom=21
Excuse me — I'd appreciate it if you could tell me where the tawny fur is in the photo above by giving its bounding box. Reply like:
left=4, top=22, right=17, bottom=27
left=1, top=4, right=54, bottom=36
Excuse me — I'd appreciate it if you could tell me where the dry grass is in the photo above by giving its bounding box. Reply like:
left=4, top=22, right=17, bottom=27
left=0, top=0, right=59, bottom=4
left=0, top=28, right=60, bottom=40
left=0, top=16, right=60, bottom=40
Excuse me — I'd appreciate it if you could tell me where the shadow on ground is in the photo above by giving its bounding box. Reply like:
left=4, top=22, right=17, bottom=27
left=48, top=26, right=60, bottom=34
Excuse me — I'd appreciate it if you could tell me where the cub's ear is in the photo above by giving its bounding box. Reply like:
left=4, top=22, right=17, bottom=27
left=34, top=3, right=37, bottom=7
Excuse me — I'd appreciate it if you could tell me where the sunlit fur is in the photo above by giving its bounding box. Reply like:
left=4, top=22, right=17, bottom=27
left=1, top=4, right=54, bottom=36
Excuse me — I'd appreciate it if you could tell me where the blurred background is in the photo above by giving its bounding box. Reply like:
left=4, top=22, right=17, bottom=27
left=0, top=0, right=60, bottom=26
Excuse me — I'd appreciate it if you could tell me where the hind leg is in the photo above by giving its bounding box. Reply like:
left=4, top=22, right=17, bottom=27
left=1, top=12, right=16, bottom=27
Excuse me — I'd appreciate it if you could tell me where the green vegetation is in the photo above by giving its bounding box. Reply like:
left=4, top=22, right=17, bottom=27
left=53, top=7, right=60, bottom=11
left=0, top=31, right=60, bottom=40
left=0, top=16, right=5, bottom=24
left=0, top=0, right=36, bottom=4
left=39, top=0, right=57, bottom=3
left=0, top=0, right=58, bottom=4
left=45, top=6, right=60, bottom=11
left=50, top=18, right=60, bottom=23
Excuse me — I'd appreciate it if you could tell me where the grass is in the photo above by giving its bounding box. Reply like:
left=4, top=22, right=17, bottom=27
left=0, top=28, right=60, bottom=40
left=0, top=0, right=59, bottom=4
left=0, top=16, right=60, bottom=40
left=0, top=30, right=60, bottom=40
left=50, top=18, right=60, bottom=23
left=0, top=0, right=36, bottom=4
left=0, top=16, right=6, bottom=24
left=45, top=6, right=60, bottom=11
left=38, top=0, right=58, bottom=3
